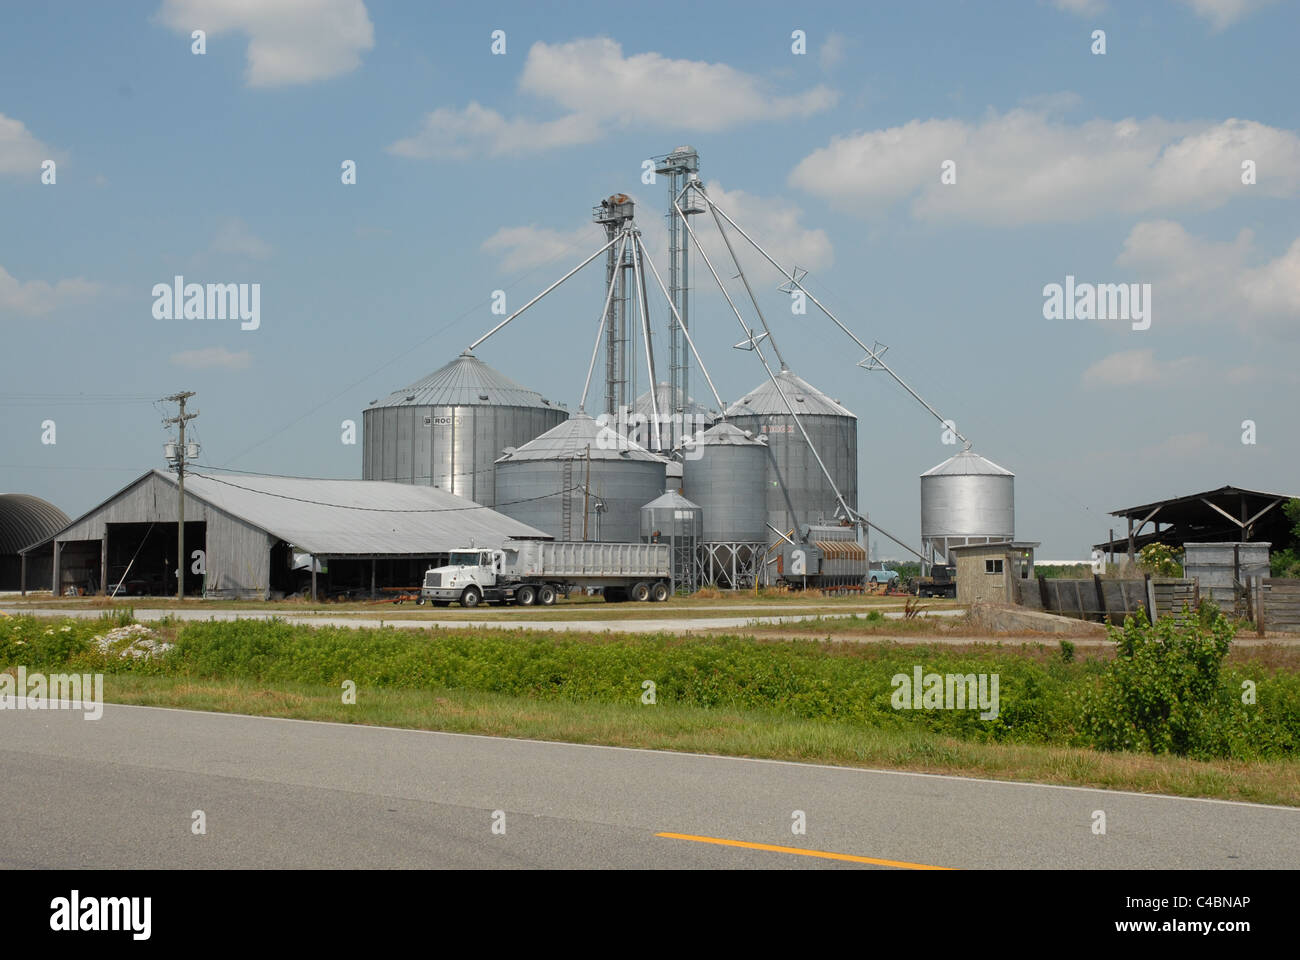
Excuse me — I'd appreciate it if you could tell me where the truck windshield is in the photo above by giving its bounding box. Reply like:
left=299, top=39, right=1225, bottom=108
left=450, top=552, right=480, bottom=566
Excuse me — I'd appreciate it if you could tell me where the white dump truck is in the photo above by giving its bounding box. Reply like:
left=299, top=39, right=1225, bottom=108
left=420, top=540, right=672, bottom=607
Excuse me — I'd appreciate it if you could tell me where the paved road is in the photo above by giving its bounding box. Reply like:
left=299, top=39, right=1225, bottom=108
left=0, top=605, right=964, bottom=634
left=1, top=705, right=1294, bottom=868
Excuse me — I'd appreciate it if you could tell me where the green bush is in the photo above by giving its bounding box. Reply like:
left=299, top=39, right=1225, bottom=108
left=1072, top=607, right=1254, bottom=757
left=5, top=612, right=1298, bottom=760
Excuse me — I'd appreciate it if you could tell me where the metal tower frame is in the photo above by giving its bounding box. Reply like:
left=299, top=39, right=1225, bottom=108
left=654, top=147, right=702, bottom=418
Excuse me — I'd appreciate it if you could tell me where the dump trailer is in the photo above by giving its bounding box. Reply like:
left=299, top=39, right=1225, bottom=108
left=420, top=541, right=672, bottom=608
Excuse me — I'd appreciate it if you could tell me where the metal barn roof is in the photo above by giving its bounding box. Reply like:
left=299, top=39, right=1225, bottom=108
left=23, top=470, right=550, bottom=558
left=921, top=450, right=1015, bottom=478
left=176, top=472, right=550, bottom=555
left=725, top=368, right=856, bottom=419
left=370, top=350, right=561, bottom=410
left=496, top=413, right=669, bottom=464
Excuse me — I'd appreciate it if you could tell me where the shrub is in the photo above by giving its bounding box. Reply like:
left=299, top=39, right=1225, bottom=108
left=1073, top=606, right=1244, bottom=757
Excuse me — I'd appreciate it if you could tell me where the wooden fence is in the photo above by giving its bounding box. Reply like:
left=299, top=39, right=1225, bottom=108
left=1018, top=575, right=1198, bottom=623
left=1255, top=578, right=1300, bottom=634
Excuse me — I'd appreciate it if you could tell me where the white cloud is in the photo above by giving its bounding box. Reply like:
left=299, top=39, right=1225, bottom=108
left=210, top=218, right=273, bottom=260
left=818, top=32, right=849, bottom=71
left=789, top=112, right=1300, bottom=224
left=1174, top=0, right=1277, bottom=29
left=391, top=37, right=836, bottom=159
left=1051, top=0, right=1106, bottom=14
left=169, top=346, right=251, bottom=370
left=692, top=180, right=833, bottom=275
left=1117, top=220, right=1300, bottom=336
left=1081, top=348, right=1204, bottom=387
left=481, top=223, right=605, bottom=273
left=389, top=102, right=596, bottom=159
left=482, top=182, right=832, bottom=287
left=157, top=0, right=374, bottom=87
left=0, top=113, right=58, bottom=178
left=0, top=265, right=99, bottom=316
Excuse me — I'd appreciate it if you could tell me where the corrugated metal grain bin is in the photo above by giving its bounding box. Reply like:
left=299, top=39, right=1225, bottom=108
left=725, top=368, right=857, bottom=546
left=362, top=351, right=567, bottom=506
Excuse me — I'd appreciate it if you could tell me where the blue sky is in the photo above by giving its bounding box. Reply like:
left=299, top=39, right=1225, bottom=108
left=2, top=0, right=1298, bottom=557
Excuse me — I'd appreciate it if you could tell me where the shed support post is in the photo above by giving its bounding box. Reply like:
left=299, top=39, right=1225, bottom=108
left=1127, top=518, right=1135, bottom=564
left=371, top=560, right=376, bottom=599
left=52, top=541, right=61, bottom=595
left=311, top=561, right=317, bottom=603
left=100, top=534, right=108, bottom=597
left=20, top=553, right=26, bottom=596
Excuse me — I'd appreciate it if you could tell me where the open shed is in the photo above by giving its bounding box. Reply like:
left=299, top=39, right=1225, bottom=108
left=19, top=470, right=550, bottom=600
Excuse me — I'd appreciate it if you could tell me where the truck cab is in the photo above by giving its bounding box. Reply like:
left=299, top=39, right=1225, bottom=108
left=422, top=549, right=506, bottom=606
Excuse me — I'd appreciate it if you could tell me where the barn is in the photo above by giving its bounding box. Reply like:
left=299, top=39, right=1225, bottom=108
left=17, top=470, right=549, bottom=599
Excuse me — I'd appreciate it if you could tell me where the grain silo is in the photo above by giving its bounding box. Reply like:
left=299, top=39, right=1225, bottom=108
left=494, top=413, right=669, bottom=542
left=633, top=382, right=717, bottom=424
left=640, top=487, right=703, bottom=593
left=682, top=421, right=768, bottom=544
left=725, top=368, right=858, bottom=545
left=362, top=351, right=567, bottom=507
left=920, top=449, right=1014, bottom=566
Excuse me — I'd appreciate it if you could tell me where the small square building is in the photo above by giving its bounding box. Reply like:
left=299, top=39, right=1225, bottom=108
left=949, top=541, right=1040, bottom=603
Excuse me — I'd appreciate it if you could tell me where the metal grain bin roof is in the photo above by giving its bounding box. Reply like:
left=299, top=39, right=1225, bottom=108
left=921, top=450, right=1014, bottom=477
left=496, top=413, right=669, bottom=464
left=174, top=471, right=549, bottom=556
left=0, top=493, right=70, bottom=554
left=693, top=421, right=764, bottom=446
left=371, top=350, right=560, bottom=410
left=633, top=382, right=717, bottom=421
left=724, top=369, right=855, bottom=419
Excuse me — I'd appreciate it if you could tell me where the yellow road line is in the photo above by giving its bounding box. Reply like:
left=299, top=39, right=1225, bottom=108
left=655, top=832, right=953, bottom=870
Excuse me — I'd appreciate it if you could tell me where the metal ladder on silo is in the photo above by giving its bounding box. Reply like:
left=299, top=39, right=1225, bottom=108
left=561, top=459, right=573, bottom=540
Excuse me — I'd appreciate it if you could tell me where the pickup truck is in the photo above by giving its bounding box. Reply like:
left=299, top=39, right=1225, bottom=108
left=867, top=567, right=900, bottom=585
left=421, top=540, right=672, bottom=607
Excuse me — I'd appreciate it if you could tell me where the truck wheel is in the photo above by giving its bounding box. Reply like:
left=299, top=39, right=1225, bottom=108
left=630, top=581, right=651, bottom=603
left=516, top=585, right=536, bottom=606
left=538, top=584, right=556, bottom=606
left=460, top=586, right=482, bottom=608
left=415, top=595, right=426, bottom=605
left=650, top=581, right=670, bottom=602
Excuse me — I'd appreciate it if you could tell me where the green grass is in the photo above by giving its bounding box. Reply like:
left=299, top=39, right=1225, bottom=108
left=4, top=612, right=1298, bottom=804
left=93, top=674, right=1300, bottom=807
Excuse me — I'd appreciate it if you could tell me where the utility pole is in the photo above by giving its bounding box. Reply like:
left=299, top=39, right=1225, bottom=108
left=162, top=392, right=198, bottom=602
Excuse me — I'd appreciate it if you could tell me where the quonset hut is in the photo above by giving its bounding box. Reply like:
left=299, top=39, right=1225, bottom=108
left=362, top=351, right=567, bottom=507
left=0, top=493, right=69, bottom=591
left=494, top=413, right=670, bottom=542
